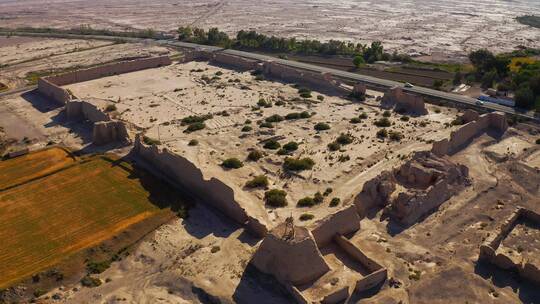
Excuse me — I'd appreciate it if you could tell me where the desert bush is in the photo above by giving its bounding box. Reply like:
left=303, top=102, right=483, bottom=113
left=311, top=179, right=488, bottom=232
left=317, top=95, right=325, bottom=101
left=275, top=100, right=286, bottom=106
left=299, top=213, right=315, bottom=221
left=329, top=197, right=340, bottom=207
left=265, top=114, right=284, bottom=123
left=374, top=117, right=391, bottom=127
left=185, top=121, right=206, bottom=132
left=389, top=131, right=403, bottom=141
left=327, top=141, right=341, bottom=151
left=181, top=114, right=212, bottom=125
left=300, top=92, right=312, bottom=98
left=285, top=111, right=311, bottom=120
left=283, top=157, right=315, bottom=171
left=81, top=276, right=102, bottom=288
left=382, top=110, right=392, bottom=117
left=338, top=154, right=351, bottom=162
left=323, top=188, right=333, bottom=196
left=248, top=150, right=263, bottom=161
left=336, top=133, right=354, bottom=145
left=359, top=112, right=368, bottom=119
left=350, top=117, right=361, bottom=124
left=257, top=98, right=272, bottom=108
left=263, top=140, right=281, bottom=149
left=314, top=122, right=331, bottom=131
left=297, top=196, right=316, bottom=207
left=400, top=115, right=410, bottom=122
left=222, top=158, right=244, bottom=169
left=376, top=129, right=388, bottom=138
left=245, top=175, right=269, bottom=188
left=86, top=260, right=111, bottom=274
left=313, top=192, right=324, bottom=204
left=283, top=141, right=299, bottom=151
left=188, top=139, right=199, bottom=146
left=264, top=189, right=288, bottom=207
left=241, top=125, right=253, bottom=132
left=33, top=289, right=47, bottom=298
left=245, top=119, right=252, bottom=124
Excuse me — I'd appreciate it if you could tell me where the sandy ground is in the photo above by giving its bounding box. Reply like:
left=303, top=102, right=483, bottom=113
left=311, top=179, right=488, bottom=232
left=1, top=0, right=539, bottom=61
left=65, top=60, right=462, bottom=228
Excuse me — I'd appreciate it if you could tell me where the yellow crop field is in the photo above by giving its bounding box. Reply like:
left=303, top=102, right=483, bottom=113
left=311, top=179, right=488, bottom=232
left=509, top=57, right=537, bottom=73
left=0, top=147, right=75, bottom=190
left=0, top=150, right=178, bottom=289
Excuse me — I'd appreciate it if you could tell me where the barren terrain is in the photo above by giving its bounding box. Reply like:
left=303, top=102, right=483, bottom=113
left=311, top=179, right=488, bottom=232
left=1, top=0, right=539, bottom=61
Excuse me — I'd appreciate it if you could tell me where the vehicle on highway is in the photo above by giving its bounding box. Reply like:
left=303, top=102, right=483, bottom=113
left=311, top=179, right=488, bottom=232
left=404, top=82, right=414, bottom=88
left=476, top=100, right=484, bottom=106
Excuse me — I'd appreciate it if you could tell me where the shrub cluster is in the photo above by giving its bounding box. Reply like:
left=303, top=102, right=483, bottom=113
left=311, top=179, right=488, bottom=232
left=285, top=111, right=311, bottom=120
left=143, top=135, right=161, bottom=146
left=185, top=121, right=205, bottom=133
left=374, top=117, right=391, bottom=127
left=181, top=114, right=213, bottom=125
left=263, top=140, right=281, bottom=150
left=389, top=131, right=403, bottom=141
left=376, top=129, right=388, bottom=138
left=257, top=98, right=272, bottom=108
left=222, top=158, right=244, bottom=169
left=336, top=133, right=354, bottom=145
left=297, top=192, right=324, bottom=207
left=284, top=157, right=315, bottom=171
left=314, top=122, right=331, bottom=131
left=245, top=175, right=269, bottom=188
left=264, top=189, right=288, bottom=207
left=299, top=213, right=314, bottom=221
left=247, top=150, right=264, bottom=161
left=188, top=139, right=199, bottom=146
left=329, top=197, right=341, bottom=207
left=265, top=114, right=284, bottom=123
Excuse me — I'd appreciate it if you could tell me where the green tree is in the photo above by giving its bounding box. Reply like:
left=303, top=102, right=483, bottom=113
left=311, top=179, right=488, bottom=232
left=515, top=87, right=535, bottom=109
left=353, top=55, right=365, bottom=68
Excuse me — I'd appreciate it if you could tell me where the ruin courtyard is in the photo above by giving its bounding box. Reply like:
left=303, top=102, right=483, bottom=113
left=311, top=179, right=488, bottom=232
left=0, top=34, right=539, bottom=304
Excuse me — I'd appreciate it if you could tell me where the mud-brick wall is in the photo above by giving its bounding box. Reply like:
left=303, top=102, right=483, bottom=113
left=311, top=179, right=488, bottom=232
left=37, top=78, right=70, bottom=105
left=132, top=135, right=268, bottom=237
left=212, top=53, right=258, bottom=70
left=311, top=205, right=360, bottom=247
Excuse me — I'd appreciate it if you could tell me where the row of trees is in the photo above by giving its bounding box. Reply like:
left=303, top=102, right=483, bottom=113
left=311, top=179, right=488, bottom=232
left=468, top=49, right=540, bottom=110
left=4, top=25, right=164, bottom=39
left=177, top=27, right=411, bottom=64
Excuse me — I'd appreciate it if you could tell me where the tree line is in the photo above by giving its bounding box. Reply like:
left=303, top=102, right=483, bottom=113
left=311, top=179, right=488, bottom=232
left=177, top=26, right=412, bottom=64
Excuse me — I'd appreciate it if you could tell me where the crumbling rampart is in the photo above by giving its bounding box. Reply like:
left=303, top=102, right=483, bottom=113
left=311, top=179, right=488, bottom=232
left=432, top=111, right=508, bottom=156
left=479, top=207, right=540, bottom=286
left=311, top=205, right=360, bottom=247
left=212, top=52, right=259, bottom=70
left=131, top=134, right=268, bottom=237
left=382, top=86, right=427, bottom=115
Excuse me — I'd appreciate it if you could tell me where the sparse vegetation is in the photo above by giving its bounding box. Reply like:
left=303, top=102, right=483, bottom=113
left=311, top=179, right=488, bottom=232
left=314, top=122, right=331, bottom=131
left=299, top=213, right=314, bottom=221
left=245, top=175, right=269, bottom=188
left=86, top=260, right=111, bottom=274
left=283, top=157, right=315, bottom=171
left=81, top=275, right=102, bottom=288
left=377, top=129, right=388, bottom=138
left=105, top=104, right=117, bottom=112
left=389, top=131, right=403, bottom=141
left=285, top=111, right=311, bottom=120
left=222, top=158, right=244, bottom=169
left=266, top=114, right=285, bottom=123
left=257, top=98, right=272, bottom=108
left=259, top=121, right=274, bottom=128
left=382, top=110, right=392, bottom=117
left=188, top=139, right=199, bottom=146
left=248, top=150, right=264, bottom=161
left=241, top=125, right=253, bottom=132
left=336, top=133, right=354, bottom=145
left=374, top=117, right=391, bottom=127
left=264, top=189, right=288, bottom=207
left=327, top=141, right=341, bottom=151
left=185, top=121, right=206, bottom=133
left=143, top=135, right=161, bottom=146
left=263, top=140, right=281, bottom=150
left=181, top=114, right=213, bottom=125
left=329, top=197, right=340, bottom=207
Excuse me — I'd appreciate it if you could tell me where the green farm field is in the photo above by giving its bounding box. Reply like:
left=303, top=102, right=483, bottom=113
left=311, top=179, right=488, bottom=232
left=0, top=148, right=183, bottom=289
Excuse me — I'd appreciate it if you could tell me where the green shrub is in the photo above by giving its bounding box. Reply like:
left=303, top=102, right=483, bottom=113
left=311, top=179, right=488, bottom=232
left=338, top=154, right=351, bottom=162
left=299, top=213, right=315, bottom=221
left=245, top=119, right=252, bottom=124
left=383, top=110, right=392, bottom=117
left=181, top=114, right=212, bottom=125
left=185, top=121, right=206, bottom=132
left=374, top=117, right=391, bottom=127
left=350, top=117, right=361, bottom=124
left=105, top=104, right=117, bottom=112
left=285, top=111, right=311, bottom=120
left=336, top=133, right=354, bottom=145
left=264, top=189, right=288, bottom=207
left=376, top=129, right=388, bottom=138
left=283, top=141, right=299, bottom=151
left=248, top=150, right=263, bottom=161
left=314, top=122, right=331, bottom=131
left=222, top=158, right=244, bottom=169
left=300, top=92, right=312, bottom=98
left=33, top=288, right=47, bottom=298
left=275, top=100, right=286, bottom=106
left=400, top=115, right=410, bottom=122
left=359, top=112, right=368, bottom=119
left=241, top=125, right=253, bottom=132
left=389, top=131, right=403, bottom=141
left=143, top=135, right=161, bottom=146
left=86, top=260, right=111, bottom=274
left=327, top=142, right=341, bottom=151
left=323, top=188, right=333, bottom=196
left=314, top=192, right=324, bottom=204
left=277, top=148, right=288, bottom=155
left=329, top=197, right=340, bottom=207
left=265, top=114, right=284, bottom=123
left=81, top=276, right=102, bottom=288
left=297, top=197, right=316, bottom=207
left=245, top=175, right=269, bottom=188
left=283, top=157, right=315, bottom=171
left=317, top=95, right=325, bottom=101
left=263, top=140, right=281, bottom=149
left=188, top=139, right=199, bottom=146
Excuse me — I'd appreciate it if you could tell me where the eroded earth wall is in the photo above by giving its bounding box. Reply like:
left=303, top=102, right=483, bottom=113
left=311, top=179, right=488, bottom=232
left=132, top=135, right=268, bottom=237
left=311, top=205, right=360, bottom=247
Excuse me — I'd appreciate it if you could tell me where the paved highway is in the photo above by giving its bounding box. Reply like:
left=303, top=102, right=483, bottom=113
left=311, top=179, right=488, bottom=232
left=1, top=31, right=537, bottom=121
